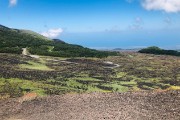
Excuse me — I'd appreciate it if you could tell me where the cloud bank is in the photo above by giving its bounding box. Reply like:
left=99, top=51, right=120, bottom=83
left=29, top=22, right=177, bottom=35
left=142, top=0, right=180, bottom=13
left=41, top=28, right=63, bottom=38
left=9, top=0, right=17, bottom=7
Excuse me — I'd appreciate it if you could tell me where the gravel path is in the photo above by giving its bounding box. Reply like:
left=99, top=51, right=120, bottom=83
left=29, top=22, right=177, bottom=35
left=0, top=90, right=180, bottom=120
left=22, top=48, right=39, bottom=59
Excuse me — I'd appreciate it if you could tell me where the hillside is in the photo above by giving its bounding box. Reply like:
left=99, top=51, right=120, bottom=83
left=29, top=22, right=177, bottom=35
left=0, top=52, right=179, bottom=99
left=0, top=25, right=117, bottom=58
left=139, top=46, right=180, bottom=56
left=0, top=51, right=179, bottom=120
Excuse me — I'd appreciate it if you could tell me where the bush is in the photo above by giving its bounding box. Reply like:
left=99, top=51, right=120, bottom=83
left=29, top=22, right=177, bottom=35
left=0, top=80, right=23, bottom=98
left=139, top=46, right=180, bottom=56
left=0, top=47, right=22, bottom=54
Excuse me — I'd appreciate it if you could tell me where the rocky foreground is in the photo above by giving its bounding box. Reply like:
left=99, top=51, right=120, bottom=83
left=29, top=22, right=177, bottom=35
left=0, top=90, right=180, bottom=120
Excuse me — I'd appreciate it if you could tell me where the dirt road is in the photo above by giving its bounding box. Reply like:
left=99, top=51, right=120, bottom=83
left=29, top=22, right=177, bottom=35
left=22, top=48, right=39, bottom=59
left=0, top=91, right=179, bottom=120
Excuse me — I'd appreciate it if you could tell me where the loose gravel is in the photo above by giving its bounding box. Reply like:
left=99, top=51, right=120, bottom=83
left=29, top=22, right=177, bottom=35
left=0, top=90, right=180, bottom=120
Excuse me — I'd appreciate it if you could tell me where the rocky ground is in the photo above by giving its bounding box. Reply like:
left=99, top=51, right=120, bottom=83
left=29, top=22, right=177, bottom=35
left=0, top=90, right=180, bottom=120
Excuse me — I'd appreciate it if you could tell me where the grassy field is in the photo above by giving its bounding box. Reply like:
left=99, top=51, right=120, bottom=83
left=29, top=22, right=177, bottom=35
left=0, top=53, right=179, bottom=99
left=19, top=61, right=53, bottom=71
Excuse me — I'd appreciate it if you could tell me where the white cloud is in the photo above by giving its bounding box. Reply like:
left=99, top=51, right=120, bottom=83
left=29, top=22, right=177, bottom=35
left=129, top=17, right=143, bottom=30
left=142, top=0, right=180, bottom=13
left=135, top=17, right=142, bottom=24
left=9, top=0, right=17, bottom=7
left=41, top=28, right=63, bottom=38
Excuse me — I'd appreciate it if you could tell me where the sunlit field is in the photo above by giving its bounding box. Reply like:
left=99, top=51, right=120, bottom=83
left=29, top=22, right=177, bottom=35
left=0, top=52, right=179, bottom=99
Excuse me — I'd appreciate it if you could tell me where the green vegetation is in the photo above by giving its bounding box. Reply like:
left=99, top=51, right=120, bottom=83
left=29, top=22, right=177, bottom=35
left=0, top=53, right=179, bottom=99
left=139, top=46, right=180, bottom=56
left=0, top=24, right=118, bottom=58
left=0, top=78, right=23, bottom=98
left=20, top=61, right=53, bottom=71
left=0, top=78, right=48, bottom=97
left=1, top=25, right=179, bottom=100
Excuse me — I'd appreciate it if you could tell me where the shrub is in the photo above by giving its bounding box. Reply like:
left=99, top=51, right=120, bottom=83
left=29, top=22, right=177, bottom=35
left=139, top=46, right=180, bottom=56
left=0, top=80, right=23, bottom=98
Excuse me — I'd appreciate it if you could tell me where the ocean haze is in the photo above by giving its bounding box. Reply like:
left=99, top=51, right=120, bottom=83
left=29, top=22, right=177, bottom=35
left=60, top=30, right=180, bottom=50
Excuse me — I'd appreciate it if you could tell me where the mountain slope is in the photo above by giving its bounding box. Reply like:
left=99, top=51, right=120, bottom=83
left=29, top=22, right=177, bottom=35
left=0, top=25, right=117, bottom=57
left=139, top=46, right=180, bottom=56
left=0, top=25, right=51, bottom=54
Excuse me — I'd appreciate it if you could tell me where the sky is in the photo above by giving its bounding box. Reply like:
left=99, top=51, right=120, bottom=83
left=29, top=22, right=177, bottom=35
left=0, top=0, right=180, bottom=49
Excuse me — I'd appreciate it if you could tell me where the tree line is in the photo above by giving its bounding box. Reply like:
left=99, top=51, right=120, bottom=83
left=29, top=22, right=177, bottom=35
left=139, top=46, right=180, bottom=56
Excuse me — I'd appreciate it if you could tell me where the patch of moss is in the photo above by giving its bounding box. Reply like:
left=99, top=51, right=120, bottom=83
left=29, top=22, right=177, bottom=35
left=19, top=61, right=53, bottom=71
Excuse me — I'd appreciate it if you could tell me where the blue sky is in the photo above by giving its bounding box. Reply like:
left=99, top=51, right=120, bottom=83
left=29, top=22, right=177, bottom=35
left=0, top=0, right=180, bottom=49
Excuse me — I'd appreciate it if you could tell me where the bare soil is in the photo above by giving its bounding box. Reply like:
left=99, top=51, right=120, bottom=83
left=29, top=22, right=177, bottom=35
left=0, top=90, right=180, bottom=120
